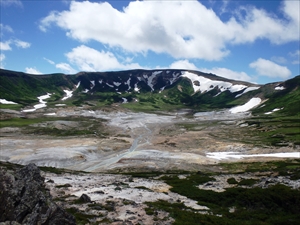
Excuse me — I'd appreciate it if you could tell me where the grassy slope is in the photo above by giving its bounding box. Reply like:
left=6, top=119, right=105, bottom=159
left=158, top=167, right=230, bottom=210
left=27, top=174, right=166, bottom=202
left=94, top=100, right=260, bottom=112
left=0, top=69, right=76, bottom=106
left=253, top=75, right=300, bottom=116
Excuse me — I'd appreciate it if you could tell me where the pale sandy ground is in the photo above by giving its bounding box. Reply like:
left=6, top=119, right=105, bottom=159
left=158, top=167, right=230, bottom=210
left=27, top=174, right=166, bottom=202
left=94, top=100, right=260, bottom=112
left=0, top=107, right=299, bottom=172
left=1, top=107, right=299, bottom=224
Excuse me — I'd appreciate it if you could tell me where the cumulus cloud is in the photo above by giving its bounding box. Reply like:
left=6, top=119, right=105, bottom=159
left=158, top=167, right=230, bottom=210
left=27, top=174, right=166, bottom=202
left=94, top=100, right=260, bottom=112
left=169, top=60, right=199, bottom=71
left=231, top=1, right=299, bottom=44
left=65, top=45, right=143, bottom=71
left=249, top=58, right=291, bottom=79
left=25, top=67, right=42, bottom=75
left=14, top=39, right=31, bottom=48
left=39, top=1, right=299, bottom=61
left=0, top=41, right=12, bottom=51
left=201, top=67, right=252, bottom=82
left=0, top=39, right=30, bottom=51
left=56, top=63, right=76, bottom=74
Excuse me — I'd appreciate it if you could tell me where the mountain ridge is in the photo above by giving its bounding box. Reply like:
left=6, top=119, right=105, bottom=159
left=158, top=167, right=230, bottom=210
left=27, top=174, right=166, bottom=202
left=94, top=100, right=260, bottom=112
left=0, top=68, right=299, bottom=115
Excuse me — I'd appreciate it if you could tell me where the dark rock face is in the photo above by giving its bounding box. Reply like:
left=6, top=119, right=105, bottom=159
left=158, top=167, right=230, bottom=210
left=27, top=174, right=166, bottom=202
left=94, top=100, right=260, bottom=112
left=79, top=194, right=91, bottom=203
left=0, top=163, right=75, bottom=225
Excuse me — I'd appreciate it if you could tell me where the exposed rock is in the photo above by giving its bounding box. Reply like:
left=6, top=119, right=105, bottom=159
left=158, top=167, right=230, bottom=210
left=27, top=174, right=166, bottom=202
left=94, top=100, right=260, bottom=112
left=0, top=163, right=75, bottom=225
left=79, top=193, right=91, bottom=203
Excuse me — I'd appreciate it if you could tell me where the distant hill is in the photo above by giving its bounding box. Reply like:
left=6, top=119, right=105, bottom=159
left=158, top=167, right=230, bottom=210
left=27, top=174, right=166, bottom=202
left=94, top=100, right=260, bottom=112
left=0, top=69, right=299, bottom=115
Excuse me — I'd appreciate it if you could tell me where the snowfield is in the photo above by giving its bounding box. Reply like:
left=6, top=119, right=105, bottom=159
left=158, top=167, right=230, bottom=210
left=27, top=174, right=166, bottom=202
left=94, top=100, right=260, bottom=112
left=0, top=99, right=18, bottom=104
left=182, top=71, right=252, bottom=94
left=22, top=93, right=52, bottom=112
left=229, top=97, right=262, bottom=114
left=206, top=152, right=300, bottom=160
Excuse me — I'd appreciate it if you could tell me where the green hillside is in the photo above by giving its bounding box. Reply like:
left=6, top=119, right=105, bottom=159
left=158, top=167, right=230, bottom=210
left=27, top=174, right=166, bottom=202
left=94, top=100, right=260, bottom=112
left=1, top=69, right=299, bottom=115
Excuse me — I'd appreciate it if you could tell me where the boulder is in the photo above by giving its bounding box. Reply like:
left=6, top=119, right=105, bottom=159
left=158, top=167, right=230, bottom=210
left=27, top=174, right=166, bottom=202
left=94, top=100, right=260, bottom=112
left=0, top=163, right=75, bottom=225
left=79, top=194, right=91, bottom=203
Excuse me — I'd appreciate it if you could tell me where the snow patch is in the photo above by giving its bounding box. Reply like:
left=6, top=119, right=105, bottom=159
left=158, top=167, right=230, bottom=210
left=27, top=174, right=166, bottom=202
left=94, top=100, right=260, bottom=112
left=275, top=86, right=285, bottom=90
left=22, top=93, right=52, bottom=112
left=147, top=71, right=162, bottom=91
left=0, top=99, right=18, bottom=104
left=62, top=82, right=80, bottom=101
left=55, top=104, right=66, bottom=107
left=125, top=78, right=131, bottom=91
left=134, top=84, right=140, bottom=92
left=90, top=80, right=95, bottom=89
left=229, top=97, right=261, bottom=114
left=206, top=152, right=300, bottom=160
left=44, top=113, right=56, bottom=116
left=113, top=82, right=122, bottom=87
left=106, top=83, right=114, bottom=88
left=122, top=98, right=128, bottom=103
left=62, top=90, right=73, bottom=101
left=235, top=86, right=260, bottom=98
left=265, top=108, right=283, bottom=115
left=181, top=71, right=247, bottom=94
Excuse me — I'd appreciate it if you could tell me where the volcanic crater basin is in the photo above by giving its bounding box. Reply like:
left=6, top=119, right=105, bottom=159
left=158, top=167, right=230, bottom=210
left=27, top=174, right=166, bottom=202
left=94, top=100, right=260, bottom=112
left=0, top=107, right=299, bottom=172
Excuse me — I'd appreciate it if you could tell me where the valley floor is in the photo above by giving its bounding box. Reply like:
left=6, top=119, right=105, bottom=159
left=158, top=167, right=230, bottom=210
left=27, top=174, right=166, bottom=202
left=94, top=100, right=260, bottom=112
left=0, top=106, right=299, bottom=172
left=1, top=106, right=300, bottom=224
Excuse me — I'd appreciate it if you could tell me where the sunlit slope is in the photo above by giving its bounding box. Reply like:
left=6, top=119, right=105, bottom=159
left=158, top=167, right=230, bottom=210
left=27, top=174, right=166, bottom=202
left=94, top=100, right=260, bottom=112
left=0, top=69, right=76, bottom=105
left=1, top=68, right=299, bottom=115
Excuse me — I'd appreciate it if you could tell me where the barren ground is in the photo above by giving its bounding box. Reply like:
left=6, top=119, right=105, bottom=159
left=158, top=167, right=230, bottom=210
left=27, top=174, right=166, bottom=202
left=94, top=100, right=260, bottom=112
left=1, top=106, right=299, bottom=172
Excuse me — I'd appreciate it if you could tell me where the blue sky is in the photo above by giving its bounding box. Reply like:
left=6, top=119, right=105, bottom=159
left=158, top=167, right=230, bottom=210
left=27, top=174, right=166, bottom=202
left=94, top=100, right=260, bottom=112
left=0, top=0, right=299, bottom=84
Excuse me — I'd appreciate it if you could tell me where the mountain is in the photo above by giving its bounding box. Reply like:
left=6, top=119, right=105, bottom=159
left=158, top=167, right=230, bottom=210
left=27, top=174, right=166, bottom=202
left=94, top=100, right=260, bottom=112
left=0, top=68, right=299, bottom=115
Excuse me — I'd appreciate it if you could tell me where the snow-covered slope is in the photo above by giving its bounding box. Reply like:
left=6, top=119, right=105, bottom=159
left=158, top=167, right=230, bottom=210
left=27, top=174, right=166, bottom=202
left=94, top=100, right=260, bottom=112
left=2, top=68, right=298, bottom=115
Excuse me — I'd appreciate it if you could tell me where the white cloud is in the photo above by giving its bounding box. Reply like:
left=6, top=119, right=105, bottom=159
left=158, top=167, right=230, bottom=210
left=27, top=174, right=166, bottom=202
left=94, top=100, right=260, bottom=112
left=231, top=1, right=299, bottom=44
left=56, top=63, right=76, bottom=74
left=39, top=1, right=299, bottom=61
left=0, top=0, right=23, bottom=8
left=0, top=24, right=13, bottom=33
left=289, top=50, right=300, bottom=65
left=201, top=67, right=252, bottom=82
left=271, top=56, right=287, bottom=64
left=66, top=45, right=143, bottom=71
left=25, top=67, right=42, bottom=75
left=249, top=58, right=291, bottom=79
left=0, top=53, right=5, bottom=62
left=0, top=39, right=30, bottom=50
left=14, top=39, right=30, bottom=48
left=289, top=50, right=300, bottom=57
left=0, top=41, right=12, bottom=51
left=43, top=57, right=55, bottom=65
left=168, top=59, right=253, bottom=82
left=169, top=60, right=199, bottom=71
left=0, top=53, right=6, bottom=68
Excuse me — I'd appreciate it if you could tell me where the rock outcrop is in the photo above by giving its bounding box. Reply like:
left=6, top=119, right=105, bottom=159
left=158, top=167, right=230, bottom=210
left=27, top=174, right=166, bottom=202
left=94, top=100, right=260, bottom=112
left=0, top=163, right=75, bottom=225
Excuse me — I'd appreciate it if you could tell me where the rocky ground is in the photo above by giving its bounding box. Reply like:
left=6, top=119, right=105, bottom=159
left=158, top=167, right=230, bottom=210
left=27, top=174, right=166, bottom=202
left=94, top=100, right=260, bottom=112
left=1, top=161, right=299, bottom=225
left=1, top=106, right=299, bottom=224
left=1, top=106, right=299, bottom=173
